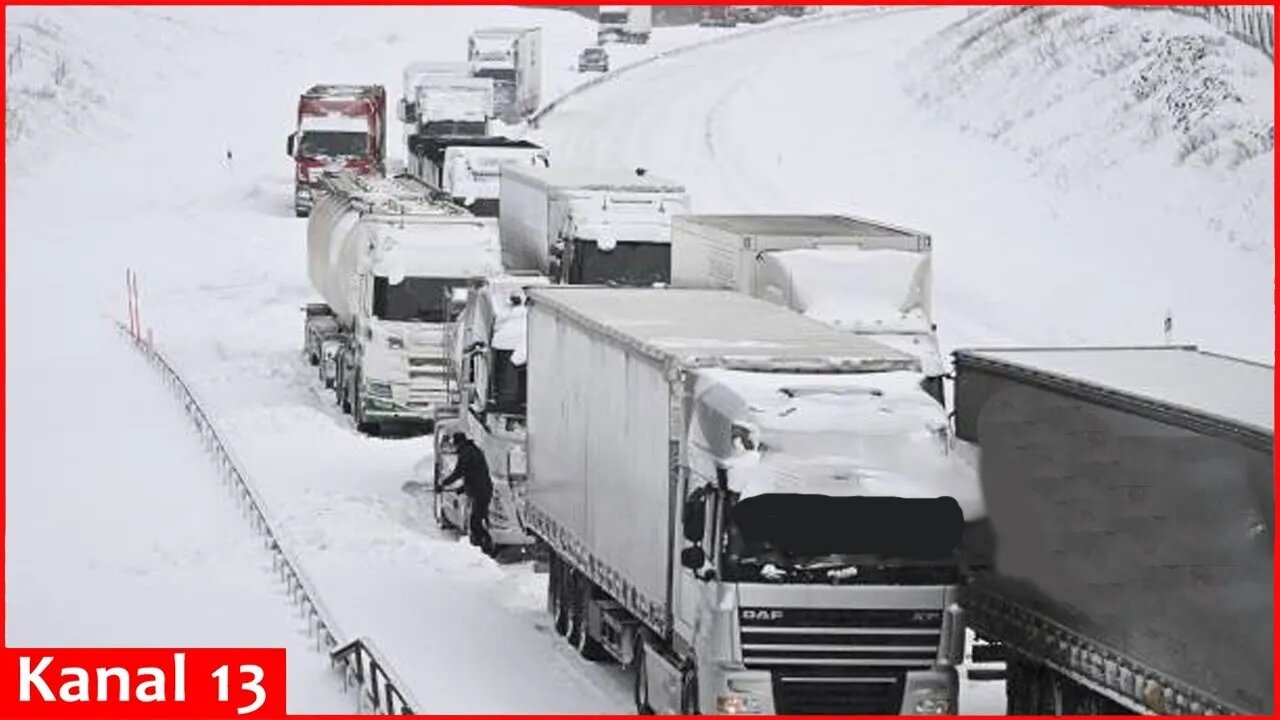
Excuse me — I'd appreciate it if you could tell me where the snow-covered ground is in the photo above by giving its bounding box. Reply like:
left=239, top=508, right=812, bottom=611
left=6, top=3, right=1271, bottom=715
left=3, top=324, right=349, bottom=712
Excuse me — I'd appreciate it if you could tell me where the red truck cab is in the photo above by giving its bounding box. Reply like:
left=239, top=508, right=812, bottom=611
left=286, top=84, right=387, bottom=217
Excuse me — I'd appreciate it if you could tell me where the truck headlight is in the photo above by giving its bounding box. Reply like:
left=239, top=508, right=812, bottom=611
left=913, top=697, right=953, bottom=714
left=387, top=336, right=404, bottom=349
left=715, top=693, right=763, bottom=714
left=367, top=381, right=393, bottom=398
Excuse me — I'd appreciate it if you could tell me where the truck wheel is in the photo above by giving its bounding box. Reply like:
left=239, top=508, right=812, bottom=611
left=632, top=642, right=654, bottom=714
left=295, top=208, right=308, bottom=218
left=551, top=558, right=570, bottom=637
left=570, top=577, right=609, bottom=661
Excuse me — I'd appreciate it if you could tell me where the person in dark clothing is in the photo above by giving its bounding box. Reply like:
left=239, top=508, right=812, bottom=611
left=437, top=432, right=495, bottom=555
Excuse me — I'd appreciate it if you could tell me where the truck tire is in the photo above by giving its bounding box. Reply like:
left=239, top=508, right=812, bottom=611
left=551, top=557, right=570, bottom=637
left=632, top=642, right=654, bottom=714
left=567, top=572, right=609, bottom=661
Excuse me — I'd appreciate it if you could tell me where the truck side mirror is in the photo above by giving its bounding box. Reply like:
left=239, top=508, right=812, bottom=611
left=682, top=493, right=706, bottom=542
left=680, top=546, right=705, bottom=571
left=286, top=133, right=295, bottom=157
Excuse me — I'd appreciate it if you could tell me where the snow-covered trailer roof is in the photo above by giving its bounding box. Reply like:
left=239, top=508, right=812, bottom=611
left=408, top=136, right=542, bottom=162
left=954, top=346, right=1274, bottom=446
left=500, top=164, right=686, bottom=194
left=526, top=287, right=919, bottom=373
left=471, top=26, right=540, bottom=38
left=314, top=173, right=466, bottom=218
left=675, top=214, right=929, bottom=246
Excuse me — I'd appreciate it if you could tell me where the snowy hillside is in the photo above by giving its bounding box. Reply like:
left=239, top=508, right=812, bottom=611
left=904, top=6, right=1274, bottom=250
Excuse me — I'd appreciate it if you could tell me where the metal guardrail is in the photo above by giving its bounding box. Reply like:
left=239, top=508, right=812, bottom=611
left=529, top=6, right=899, bottom=127
left=114, top=322, right=421, bottom=714
left=1116, top=5, right=1274, bottom=60
left=333, top=638, right=418, bottom=714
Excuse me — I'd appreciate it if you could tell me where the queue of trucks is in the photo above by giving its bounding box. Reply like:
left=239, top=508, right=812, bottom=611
left=285, top=15, right=1274, bottom=716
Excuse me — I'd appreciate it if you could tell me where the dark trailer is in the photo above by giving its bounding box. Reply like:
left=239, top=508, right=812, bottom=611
left=953, top=345, right=1273, bottom=715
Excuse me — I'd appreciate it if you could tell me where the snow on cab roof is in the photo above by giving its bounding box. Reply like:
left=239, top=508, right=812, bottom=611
left=501, top=164, right=686, bottom=193
left=677, top=214, right=927, bottom=239
left=529, top=287, right=918, bottom=372
left=958, top=346, right=1274, bottom=435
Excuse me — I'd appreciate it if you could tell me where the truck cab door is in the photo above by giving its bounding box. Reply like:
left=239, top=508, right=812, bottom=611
left=672, top=483, right=718, bottom=646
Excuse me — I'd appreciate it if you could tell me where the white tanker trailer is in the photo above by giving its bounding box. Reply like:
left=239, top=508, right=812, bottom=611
left=303, top=172, right=502, bottom=435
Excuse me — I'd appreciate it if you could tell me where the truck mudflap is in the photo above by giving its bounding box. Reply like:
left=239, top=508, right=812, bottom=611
left=965, top=583, right=1245, bottom=715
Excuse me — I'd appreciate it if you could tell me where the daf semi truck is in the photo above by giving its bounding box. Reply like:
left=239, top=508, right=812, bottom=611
left=303, top=173, right=501, bottom=434
left=525, top=287, right=986, bottom=715
left=598, top=6, right=652, bottom=43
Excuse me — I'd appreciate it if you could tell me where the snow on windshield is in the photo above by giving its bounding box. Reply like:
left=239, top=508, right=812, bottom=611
left=693, top=368, right=985, bottom=520
left=759, top=247, right=932, bottom=333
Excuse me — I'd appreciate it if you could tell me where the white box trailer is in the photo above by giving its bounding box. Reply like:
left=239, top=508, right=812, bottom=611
left=526, top=286, right=984, bottom=715
left=468, top=27, right=542, bottom=123
left=670, top=214, right=944, bottom=386
left=498, top=164, right=689, bottom=285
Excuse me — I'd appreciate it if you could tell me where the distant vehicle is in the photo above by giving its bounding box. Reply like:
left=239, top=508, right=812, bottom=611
left=498, top=165, right=690, bottom=286
left=468, top=27, right=542, bottom=123
left=285, top=84, right=386, bottom=217
left=397, top=62, right=494, bottom=144
left=774, top=5, right=806, bottom=17
left=699, top=6, right=737, bottom=27
left=732, top=5, right=775, bottom=24
left=598, top=5, right=652, bottom=44
left=302, top=173, right=501, bottom=435
left=577, top=46, right=610, bottom=73
left=407, top=135, right=549, bottom=217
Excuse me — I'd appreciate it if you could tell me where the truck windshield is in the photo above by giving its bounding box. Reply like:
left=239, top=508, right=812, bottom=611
left=298, top=131, right=367, bottom=158
left=372, top=276, right=467, bottom=323
left=721, top=493, right=964, bottom=585
left=567, top=240, right=670, bottom=286
left=599, top=12, right=627, bottom=23
left=474, top=67, right=516, bottom=82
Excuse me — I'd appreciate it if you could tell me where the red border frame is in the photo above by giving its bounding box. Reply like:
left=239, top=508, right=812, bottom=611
left=1, top=2, right=1275, bottom=718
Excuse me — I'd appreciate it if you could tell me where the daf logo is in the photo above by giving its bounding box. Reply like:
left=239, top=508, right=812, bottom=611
left=741, top=609, right=784, bottom=621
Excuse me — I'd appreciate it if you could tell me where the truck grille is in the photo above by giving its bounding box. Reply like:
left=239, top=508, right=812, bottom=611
left=740, top=608, right=942, bottom=714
